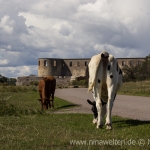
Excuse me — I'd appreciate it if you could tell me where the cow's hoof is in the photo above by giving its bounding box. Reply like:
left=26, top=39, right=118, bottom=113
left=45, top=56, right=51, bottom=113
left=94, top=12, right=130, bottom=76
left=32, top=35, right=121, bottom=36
left=96, top=124, right=103, bottom=129
left=106, top=124, right=112, bottom=130
left=93, top=119, right=97, bottom=124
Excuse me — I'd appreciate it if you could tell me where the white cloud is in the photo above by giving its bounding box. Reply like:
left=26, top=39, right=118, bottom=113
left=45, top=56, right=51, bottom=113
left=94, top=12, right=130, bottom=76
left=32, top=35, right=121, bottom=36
left=0, top=0, right=150, bottom=77
left=0, top=15, right=15, bottom=34
left=19, top=12, right=51, bottom=30
left=0, top=65, right=37, bottom=78
left=0, top=59, right=8, bottom=65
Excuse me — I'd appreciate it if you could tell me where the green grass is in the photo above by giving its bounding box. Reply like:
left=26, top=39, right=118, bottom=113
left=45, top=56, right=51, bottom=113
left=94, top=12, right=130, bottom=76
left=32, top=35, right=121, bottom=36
left=0, top=86, right=77, bottom=116
left=118, top=80, right=150, bottom=97
left=0, top=84, right=150, bottom=149
left=0, top=114, right=150, bottom=150
left=7, top=91, right=76, bottom=112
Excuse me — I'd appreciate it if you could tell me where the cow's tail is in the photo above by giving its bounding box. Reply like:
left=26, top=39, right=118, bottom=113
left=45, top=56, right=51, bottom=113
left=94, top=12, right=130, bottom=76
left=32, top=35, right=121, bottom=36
left=88, top=51, right=109, bottom=93
left=87, top=59, right=98, bottom=93
left=88, top=82, right=94, bottom=92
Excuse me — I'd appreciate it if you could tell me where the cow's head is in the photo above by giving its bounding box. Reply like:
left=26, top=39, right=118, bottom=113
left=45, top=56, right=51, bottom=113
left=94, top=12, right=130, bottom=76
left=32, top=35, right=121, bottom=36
left=38, top=98, right=50, bottom=110
left=87, top=99, right=98, bottom=124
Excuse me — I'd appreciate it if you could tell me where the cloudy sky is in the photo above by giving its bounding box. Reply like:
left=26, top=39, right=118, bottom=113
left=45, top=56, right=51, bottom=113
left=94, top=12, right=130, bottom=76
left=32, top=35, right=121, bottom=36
left=0, top=0, right=150, bottom=78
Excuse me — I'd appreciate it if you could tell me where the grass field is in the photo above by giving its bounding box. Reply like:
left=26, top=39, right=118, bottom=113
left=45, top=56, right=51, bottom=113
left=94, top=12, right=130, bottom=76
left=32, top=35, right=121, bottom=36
left=0, top=86, right=77, bottom=116
left=1, top=114, right=150, bottom=150
left=118, top=80, right=150, bottom=97
left=0, top=82, right=150, bottom=150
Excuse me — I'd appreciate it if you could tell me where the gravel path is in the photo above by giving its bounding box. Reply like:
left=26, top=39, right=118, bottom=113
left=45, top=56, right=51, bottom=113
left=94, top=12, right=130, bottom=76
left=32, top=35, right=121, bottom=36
left=55, top=88, right=150, bottom=121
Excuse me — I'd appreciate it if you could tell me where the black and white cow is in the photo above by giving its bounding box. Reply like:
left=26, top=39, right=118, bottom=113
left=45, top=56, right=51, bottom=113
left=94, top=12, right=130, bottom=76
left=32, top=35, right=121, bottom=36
left=88, top=51, right=122, bottom=129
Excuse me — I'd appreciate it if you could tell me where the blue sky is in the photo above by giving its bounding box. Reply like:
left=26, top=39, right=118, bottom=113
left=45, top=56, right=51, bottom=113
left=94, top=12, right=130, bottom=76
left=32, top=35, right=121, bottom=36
left=0, top=0, right=150, bottom=77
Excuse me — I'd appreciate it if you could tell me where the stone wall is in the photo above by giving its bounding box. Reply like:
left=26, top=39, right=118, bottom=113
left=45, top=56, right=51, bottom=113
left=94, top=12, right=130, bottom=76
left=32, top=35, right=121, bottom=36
left=16, top=75, right=42, bottom=86
left=16, top=75, right=71, bottom=86
left=55, top=76, right=71, bottom=87
left=117, top=58, right=144, bottom=68
left=62, top=59, right=89, bottom=77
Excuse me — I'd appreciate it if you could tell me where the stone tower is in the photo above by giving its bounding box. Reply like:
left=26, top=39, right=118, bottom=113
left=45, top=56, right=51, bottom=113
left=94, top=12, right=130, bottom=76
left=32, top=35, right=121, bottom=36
left=38, top=58, right=63, bottom=77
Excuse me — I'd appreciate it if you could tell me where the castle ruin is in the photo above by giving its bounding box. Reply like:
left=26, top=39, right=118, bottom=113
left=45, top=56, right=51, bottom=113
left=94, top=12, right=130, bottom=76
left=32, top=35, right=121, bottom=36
left=16, top=57, right=145, bottom=86
left=38, top=57, right=144, bottom=77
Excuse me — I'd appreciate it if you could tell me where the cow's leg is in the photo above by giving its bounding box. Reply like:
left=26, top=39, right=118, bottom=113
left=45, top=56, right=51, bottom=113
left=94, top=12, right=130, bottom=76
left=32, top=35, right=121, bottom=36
left=49, top=100, right=51, bottom=108
left=47, top=93, right=51, bottom=109
left=39, top=90, right=44, bottom=110
left=49, top=95, right=54, bottom=109
left=41, top=103, right=44, bottom=110
left=101, top=104, right=106, bottom=122
left=41, top=100, right=45, bottom=110
left=105, top=86, right=115, bottom=130
left=95, top=85, right=103, bottom=128
left=98, top=103, right=106, bottom=127
left=42, top=102, right=47, bottom=110
left=51, top=93, right=54, bottom=108
left=96, top=99, right=103, bottom=128
left=51, top=100, right=54, bottom=109
left=46, top=104, right=48, bottom=109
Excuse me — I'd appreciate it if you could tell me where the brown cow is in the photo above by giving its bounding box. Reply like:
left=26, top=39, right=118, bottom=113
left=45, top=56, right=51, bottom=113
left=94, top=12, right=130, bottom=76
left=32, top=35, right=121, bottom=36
left=38, top=76, right=56, bottom=110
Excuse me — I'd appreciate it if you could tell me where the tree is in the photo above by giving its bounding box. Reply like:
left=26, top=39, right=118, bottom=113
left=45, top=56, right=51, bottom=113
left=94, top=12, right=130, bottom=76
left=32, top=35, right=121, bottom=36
left=122, top=56, right=150, bottom=82
left=7, top=78, right=17, bottom=85
left=0, top=74, right=16, bottom=85
left=0, top=75, right=8, bottom=83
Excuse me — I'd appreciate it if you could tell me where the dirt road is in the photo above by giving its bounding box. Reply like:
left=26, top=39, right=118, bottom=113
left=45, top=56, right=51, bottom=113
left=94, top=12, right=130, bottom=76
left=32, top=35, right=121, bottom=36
left=55, top=88, right=150, bottom=121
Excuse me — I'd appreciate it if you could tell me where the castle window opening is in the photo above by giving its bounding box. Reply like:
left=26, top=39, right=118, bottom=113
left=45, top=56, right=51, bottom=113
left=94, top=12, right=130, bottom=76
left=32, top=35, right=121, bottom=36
left=138, top=61, right=141, bottom=65
left=77, top=62, right=80, bottom=67
left=38, top=61, right=40, bottom=66
left=63, top=63, right=65, bottom=67
left=44, top=60, right=48, bottom=66
left=70, top=62, right=72, bottom=67
left=122, top=61, right=125, bottom=66
left=53, top=60, right=57, bottom=66
left=129, top=61, right=133, bottom=66
left=85, top=61, right=87, bottom=66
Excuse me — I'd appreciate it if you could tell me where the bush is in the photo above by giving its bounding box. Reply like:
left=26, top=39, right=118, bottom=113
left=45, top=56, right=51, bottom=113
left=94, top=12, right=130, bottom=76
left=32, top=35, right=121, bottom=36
left=122, top=57, right=150, bottom=82
left=0, top=94, right=41, bottom=116
left=72, top=79, right=88, bottom=87
left=30, top=81, right=39, bottom=86
left=0, top=86, right=38, bottom=93
left=0, top=96, right=20, bottom=116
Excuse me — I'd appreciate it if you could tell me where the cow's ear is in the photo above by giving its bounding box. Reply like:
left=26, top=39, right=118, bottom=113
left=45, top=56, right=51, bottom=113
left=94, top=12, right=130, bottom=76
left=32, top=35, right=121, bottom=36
left=87, top=99, right=94, bottom=105
left=38, top=99, right=42, bottom=101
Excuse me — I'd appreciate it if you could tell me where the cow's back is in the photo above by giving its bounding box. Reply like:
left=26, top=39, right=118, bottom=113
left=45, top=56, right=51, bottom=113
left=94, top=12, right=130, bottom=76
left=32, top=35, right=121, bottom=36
left=43, top=76, right=56, bottom=96
left=38, top=76, right=56, bottom=99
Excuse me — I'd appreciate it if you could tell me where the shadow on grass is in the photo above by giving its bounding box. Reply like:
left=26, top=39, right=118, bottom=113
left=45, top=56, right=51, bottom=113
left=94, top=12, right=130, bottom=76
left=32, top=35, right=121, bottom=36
left=125, top=119, right=150, bottom=126
left=113, top=117, right=150, bottom=128
left=56, top=104, right=79, bottom=109
left=40, top=104, right=80, bottom=114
